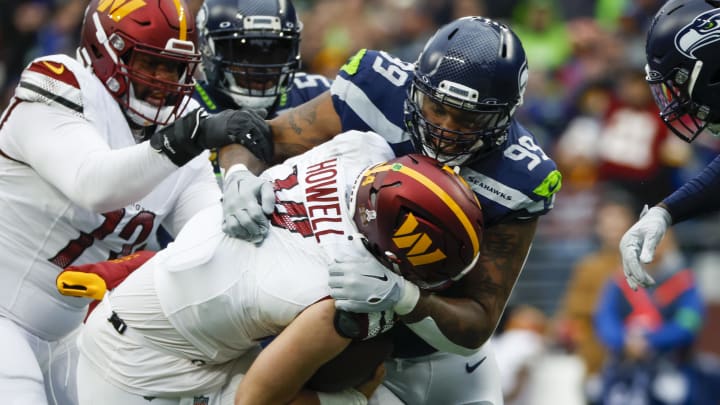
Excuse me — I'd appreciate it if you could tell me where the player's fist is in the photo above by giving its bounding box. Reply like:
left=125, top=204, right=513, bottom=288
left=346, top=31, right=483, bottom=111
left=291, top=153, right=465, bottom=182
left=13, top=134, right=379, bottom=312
left=151, top=108, right=273, bottom=166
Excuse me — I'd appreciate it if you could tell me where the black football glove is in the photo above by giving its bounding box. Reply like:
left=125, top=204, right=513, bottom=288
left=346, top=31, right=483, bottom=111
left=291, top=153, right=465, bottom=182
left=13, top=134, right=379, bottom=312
left=150, top=108, right=273, bottom=166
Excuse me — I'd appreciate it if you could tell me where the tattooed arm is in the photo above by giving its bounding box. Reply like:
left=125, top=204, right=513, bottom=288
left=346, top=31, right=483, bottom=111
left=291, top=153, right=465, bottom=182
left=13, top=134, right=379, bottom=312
left=217, top=90, right=341, bottom=171
left=402, top=218, right=538, bottom=350
left=269, top=91, right=342, bottom=161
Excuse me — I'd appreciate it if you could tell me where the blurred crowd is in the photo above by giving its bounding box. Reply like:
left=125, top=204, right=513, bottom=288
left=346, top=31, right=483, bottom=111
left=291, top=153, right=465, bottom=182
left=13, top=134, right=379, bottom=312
left=3, top=0, right=720, bottom=403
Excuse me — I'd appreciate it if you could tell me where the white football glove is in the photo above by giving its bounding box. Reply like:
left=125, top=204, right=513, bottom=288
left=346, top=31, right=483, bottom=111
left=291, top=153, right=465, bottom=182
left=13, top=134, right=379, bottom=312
left=329, top=237, right=420, bottom=315
left=619, top=205, right=672, bottom=290
left=221, top=164, right=275, bottom=243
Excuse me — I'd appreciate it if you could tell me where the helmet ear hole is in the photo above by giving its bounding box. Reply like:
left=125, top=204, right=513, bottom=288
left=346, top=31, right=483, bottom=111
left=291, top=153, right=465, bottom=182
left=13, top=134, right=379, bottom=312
left=708, top=68, right=720, bottom=86
left=90, top=44, right=102, bottom=59
left=369, top=187, right=379, bottom=208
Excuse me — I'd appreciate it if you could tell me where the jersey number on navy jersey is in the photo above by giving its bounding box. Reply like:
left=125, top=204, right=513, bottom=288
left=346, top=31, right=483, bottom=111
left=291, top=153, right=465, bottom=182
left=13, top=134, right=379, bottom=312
left=293, top=74, right=331, bottom=90
left=505, top=135, right=550, bottom=171
left=49, top=209, right=156, bottom=268
left=371, top=51, right=414, bottom=87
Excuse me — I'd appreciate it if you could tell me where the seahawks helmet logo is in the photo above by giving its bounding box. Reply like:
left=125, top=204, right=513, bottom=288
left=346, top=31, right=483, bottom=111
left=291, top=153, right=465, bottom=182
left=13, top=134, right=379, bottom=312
left=675, top=9, right=720, bottom=58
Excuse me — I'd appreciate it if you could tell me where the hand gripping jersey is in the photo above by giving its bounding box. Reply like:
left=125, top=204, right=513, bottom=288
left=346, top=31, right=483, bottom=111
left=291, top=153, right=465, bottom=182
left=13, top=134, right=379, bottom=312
left=193, top=72, right=331, bottom=118
left=79, top=131, right=395, bottom=395
left=331, top=49, right=561, bottom=226
left=0, top=54, right=218, bottom=341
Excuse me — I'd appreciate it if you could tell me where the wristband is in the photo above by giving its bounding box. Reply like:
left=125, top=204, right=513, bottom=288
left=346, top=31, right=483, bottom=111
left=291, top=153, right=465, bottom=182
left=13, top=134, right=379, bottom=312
left=317, top=388, right=368, bottom=405
left=393, top=280, right=420, bottom=316
left=224, top=163, right=250, bottom=179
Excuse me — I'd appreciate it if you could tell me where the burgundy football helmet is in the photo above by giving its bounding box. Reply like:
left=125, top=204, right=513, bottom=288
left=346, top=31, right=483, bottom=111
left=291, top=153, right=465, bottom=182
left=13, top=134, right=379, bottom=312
left=350, top=154, right=483, bottom=290
left=78, top=0, right=201, bottom=127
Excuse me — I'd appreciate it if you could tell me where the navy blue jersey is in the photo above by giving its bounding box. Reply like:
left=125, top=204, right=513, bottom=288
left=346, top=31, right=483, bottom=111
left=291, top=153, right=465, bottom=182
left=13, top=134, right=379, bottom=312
left=193, top=72, right=331, bottom=118
left=330, top=49, right=561, bottom=227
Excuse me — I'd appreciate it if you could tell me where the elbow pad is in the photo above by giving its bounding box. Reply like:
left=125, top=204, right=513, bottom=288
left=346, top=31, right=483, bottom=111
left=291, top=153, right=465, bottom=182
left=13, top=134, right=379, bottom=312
left=405, top=317, right=481, bottom=356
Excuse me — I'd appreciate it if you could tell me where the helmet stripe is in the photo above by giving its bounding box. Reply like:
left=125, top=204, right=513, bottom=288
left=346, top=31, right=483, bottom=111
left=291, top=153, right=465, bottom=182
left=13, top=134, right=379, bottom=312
left=364, top=163, right=480, bottom=254
left=171, top=0, right=187, bottom=41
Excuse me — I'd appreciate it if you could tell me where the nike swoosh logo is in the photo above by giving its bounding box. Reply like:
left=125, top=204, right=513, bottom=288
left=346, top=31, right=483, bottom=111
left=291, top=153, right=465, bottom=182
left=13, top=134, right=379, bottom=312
left=547, top=179, right=560, bottom=194
left=362, top=273, right=388, bottom=281
left=42, top=61, right=65, bottom=75
left=465, top=356, right=487, bottom=373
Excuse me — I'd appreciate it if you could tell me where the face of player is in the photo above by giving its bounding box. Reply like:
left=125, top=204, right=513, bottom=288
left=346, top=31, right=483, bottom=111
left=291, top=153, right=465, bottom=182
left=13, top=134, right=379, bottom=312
left=417, top=94, right=490, bottom=156
left=128, top=52, right=184, bottom=107
left=216, top=37, right=293, bottom=91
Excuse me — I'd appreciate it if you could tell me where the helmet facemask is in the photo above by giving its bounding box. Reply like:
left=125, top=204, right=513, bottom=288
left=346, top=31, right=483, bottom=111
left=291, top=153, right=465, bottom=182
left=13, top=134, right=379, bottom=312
left=119, top=42, right=199, bottom=127
left=200, top=14, right=301, bottom=110
left=646, top=62, right=716, bottom=142
left=405, top=80, right=511, bottom=166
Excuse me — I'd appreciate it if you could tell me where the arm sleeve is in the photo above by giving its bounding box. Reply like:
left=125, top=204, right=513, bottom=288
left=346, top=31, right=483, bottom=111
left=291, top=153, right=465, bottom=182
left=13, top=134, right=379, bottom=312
left=663, top=154, right=720, bottom=223
left=3, top=102, right=177, bottom=212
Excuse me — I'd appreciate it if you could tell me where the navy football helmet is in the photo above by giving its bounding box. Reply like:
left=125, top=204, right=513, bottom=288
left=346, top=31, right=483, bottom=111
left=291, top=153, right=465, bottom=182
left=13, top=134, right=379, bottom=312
left=645, top=0, right=720, bottom=142
left=196, top=0, right=302, bottom=109
left=404, top=16, right=528, bottom=165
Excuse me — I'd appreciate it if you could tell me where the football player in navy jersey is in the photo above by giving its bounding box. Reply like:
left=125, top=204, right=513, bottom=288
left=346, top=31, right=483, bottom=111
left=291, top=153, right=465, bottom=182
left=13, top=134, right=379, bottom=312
left=175, top=0, right=332, bottom=246
left=194, top=0, right=330, bottom=118
left=621, top=0, right=720, bottom=290
left=155, top=0, right=332, bottom=246
left=220, top=16, right=562, bottom=405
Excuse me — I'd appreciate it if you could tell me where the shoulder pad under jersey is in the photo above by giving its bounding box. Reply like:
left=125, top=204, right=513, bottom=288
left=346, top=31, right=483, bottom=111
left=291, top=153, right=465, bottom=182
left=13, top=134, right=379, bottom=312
left=276, top=72, right=331, bottom=113
left=14, top=55, right=89, bottom=117
left=330, top=49, right=413, bottom=144
left=460, top=121, right=562, bottom=225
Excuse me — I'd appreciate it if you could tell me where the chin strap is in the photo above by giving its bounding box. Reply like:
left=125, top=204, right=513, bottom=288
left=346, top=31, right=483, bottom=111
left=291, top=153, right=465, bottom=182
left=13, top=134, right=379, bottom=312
left=405, top=316, right=481, bottom=356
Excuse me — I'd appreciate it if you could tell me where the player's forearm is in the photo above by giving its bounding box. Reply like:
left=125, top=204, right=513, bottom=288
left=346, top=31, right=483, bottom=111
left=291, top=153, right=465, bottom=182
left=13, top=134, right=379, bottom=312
left=403, top=219, right=538, bottom=353
left=269, top=91, right=341, bottom=160
left=218, top=144, right=267, bottom=175
left=7, top=103, right=178, bottom=212
left=403, top=293, right=492, bottom=354
left=69, top=143, right=179, bottom=212
left=661, top=153, right=720, bottom=223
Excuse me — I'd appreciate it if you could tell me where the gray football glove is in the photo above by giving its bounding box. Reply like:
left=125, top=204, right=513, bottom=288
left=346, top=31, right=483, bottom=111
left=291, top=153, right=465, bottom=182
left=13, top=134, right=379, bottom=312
left=329, top=237, right=419, bottom=315
left=221, top=164, right=275, bottom=243
left=619, top=205, right=672, bottom=290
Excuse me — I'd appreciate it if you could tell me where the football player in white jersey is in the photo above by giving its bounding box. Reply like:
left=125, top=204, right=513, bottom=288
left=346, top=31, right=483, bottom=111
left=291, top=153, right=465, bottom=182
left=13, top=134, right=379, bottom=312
left=0, top=0, right=272, bottom=404
left=69, top=130, right=484, bottom=405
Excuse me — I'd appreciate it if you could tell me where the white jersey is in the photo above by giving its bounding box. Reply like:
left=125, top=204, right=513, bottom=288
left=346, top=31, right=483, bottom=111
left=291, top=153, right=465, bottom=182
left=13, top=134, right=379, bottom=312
left=79, top=131, right=395, bottom=396
left=0, top=54, right=220, bottom=341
